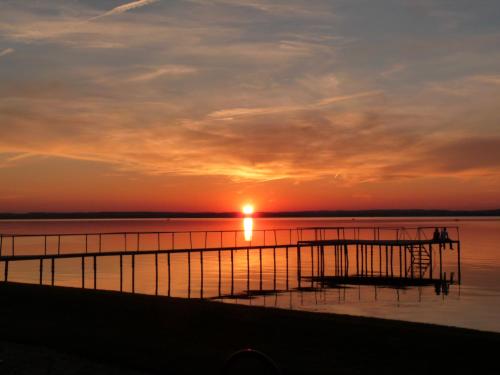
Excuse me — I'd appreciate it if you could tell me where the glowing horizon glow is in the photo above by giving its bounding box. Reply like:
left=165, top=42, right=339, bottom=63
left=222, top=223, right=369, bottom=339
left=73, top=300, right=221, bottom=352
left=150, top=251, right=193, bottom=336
left=243, top=217, right=253, bottom=242
left=242, top=204, right=254, bottom=215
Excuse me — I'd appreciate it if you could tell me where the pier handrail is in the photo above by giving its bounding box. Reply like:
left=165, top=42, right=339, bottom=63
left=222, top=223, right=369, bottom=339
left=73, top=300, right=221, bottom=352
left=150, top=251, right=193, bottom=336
left=0, top=228, right=298, bottom=257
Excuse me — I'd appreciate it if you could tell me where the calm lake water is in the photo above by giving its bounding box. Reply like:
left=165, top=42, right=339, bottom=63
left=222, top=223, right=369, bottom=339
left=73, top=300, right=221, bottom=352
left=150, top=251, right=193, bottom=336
left=1, top=217, right=500, bottom=333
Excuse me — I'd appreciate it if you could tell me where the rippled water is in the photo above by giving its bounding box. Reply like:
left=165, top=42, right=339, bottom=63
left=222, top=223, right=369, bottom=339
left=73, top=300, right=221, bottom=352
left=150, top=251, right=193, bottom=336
left=1, top=217, right=499, bottom=332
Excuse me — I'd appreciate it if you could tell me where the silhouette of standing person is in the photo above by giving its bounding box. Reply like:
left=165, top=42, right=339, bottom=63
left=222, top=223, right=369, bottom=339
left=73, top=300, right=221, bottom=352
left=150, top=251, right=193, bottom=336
left=433, top=228, right=440, bottom=242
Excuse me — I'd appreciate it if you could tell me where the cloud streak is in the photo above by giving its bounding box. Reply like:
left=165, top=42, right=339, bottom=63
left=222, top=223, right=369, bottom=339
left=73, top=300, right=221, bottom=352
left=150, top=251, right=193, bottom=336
left=0, top=48, right=14, bottom=57
left=89, top=0, right=159, bottom=21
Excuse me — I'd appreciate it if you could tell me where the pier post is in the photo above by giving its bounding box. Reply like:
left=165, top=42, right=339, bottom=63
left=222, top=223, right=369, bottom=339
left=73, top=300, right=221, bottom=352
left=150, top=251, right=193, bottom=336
left=399, top=246, right=402, bottom=278
left=429, top=244, right=433, bottom=279
left=370, top=245, right=374, bottom=277
left=285, top=246, right=289, bottom=289
left=273, top=247, right=277, bottom=289
left=385, top=245, right=389, bottom=277
left=404, top=246, right=408, bottom=278
left=4, top=260, right=8, bottom=282
left=82, top=257, right=85, bottom=288
left=379, top=246, right=382, bottom=276
left=167, top=252, right=171, bottom=297
left=419, top=243, right=423, bottom=278
left=297, top=245, right=301, bottom=287
left=93, top=255, right=97, bottom=289
left=51, top=258, right=54, bottom=286
left=132, top=254, right=135, bottom=293
left=119, top=255, right=122, bottom=292
left=259, top=248, right=263, bottom=291
left=344, top=244, right=349, bottom=277
left=231, top=249, right=234, bottom=296
left=457, top=241, right=461, bottom=284
left=410, top=245, right=414, bottom=279
left=310, top=246, right=314, bottom=277
left=247, top=247, right=250, bottom=292
left=356, top=244, right=359, bottom=275
left=155, top=252, right=158, bottom=296
left=40, top=259, right=43, bottom=285
left=360, top=245, right=364, bottom=276
left=390, top=245, right=394, bottom=277
left=200, top=250, right=204, bottom=299
left=188, top=251, right=191, bottom=299
left=364, top=245, right=368, bottom=276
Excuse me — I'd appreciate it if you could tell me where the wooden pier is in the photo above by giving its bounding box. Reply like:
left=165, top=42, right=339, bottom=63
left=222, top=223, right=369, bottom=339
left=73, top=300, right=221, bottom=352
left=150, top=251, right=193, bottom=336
left=0, top=226, right=461, bottom=299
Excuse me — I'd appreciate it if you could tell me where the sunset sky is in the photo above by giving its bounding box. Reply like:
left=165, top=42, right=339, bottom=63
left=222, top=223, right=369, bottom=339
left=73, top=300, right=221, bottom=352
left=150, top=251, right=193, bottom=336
left=1, top=0, right=500, bottom=212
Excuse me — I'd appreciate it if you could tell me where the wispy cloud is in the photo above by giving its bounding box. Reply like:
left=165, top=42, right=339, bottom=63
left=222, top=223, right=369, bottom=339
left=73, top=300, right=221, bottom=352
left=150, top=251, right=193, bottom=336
left=89, top=0, right=159, bottom=21
left=0, top=48, right=14, bottom=58
left=129, top=65, right=197, bottom=82
left=209, top=90, right=383, bottom=120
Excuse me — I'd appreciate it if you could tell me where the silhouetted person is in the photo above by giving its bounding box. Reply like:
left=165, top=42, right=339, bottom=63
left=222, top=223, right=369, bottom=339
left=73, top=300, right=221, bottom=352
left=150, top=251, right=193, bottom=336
left=433, top=228, right=440, bottom=242
left=441, top=227, right=453, bottom=249
left=440, top=227, right=448, bottom=241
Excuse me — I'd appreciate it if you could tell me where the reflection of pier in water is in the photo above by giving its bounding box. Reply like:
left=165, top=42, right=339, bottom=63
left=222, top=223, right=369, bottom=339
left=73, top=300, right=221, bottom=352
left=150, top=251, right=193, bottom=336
left=0, top=226, right=461, bottom=303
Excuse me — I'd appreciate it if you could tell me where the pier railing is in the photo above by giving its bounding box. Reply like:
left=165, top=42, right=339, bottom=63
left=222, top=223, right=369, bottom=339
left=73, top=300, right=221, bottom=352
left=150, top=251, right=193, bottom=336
left=0, top=229, right=305, bottom=258
left=296, top=226, right=459, bottom=242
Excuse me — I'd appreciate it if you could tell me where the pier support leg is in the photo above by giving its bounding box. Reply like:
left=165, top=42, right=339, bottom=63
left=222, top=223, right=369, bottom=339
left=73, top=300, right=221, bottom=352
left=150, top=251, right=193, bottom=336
left=188, top=251, right=191, bottom=298
left=370, top=245, right=373, bottom=277
left=93, top=255, right=97, bottom=289
left=439, top=246, right=443, bottom=280
left=167, top=253, right=171, bottom=297
left=132, top=254, right=135, bottom=293
left=457, top=242, right=461, bottom=284
left=356, top=244, right=359, bottom=275
left=410, top=245, right=414, bottom=279
left=81, top=257, right=85, bottom=289
left=51, top=258, right=55, bottom=286
left=399, top=246, right=402, bottom=278
left=119, top=255, right=122, bottom=292
left=259, top=248, right=263, bottom=291
left=40, top=259, right=43, bottom=285
left=231, top=249, right=234, bottom=296
left=155, top=253, right=158, bottom=296
left=297, top=245, right=301, bottom=288
left=344, top=244, right=349, bottom=277
left=200, top=251, right=204, bottom=299
left=247, top=248, right=251, bottom=293
left=390, top=246, right=394, bottom=277
left=385, top=245, right=389, bottom=277
left=429, top=244, right=433, bottom=280
left=4, top=260, right=9, bottom=282
left=404, top=246, right=407, bottom=278
left=285, top=247, right=289, bottom=289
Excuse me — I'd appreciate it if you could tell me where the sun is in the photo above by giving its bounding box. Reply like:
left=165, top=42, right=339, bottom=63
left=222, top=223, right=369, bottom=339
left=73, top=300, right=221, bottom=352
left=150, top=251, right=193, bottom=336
left=242, top=204, right=254, bottom=215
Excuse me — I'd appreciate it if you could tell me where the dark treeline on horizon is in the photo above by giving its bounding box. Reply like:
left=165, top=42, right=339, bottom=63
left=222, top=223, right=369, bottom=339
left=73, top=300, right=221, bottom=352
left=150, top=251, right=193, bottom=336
left=1, top=209, right=500, bottom=220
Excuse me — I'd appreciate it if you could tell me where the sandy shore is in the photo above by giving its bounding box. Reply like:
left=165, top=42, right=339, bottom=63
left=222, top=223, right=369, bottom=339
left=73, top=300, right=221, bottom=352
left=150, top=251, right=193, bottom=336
left=1, top=282, right=499, bottom=374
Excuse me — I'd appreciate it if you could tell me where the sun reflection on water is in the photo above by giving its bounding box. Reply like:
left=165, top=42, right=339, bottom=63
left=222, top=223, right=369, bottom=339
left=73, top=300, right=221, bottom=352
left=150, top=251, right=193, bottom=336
left=243, top=217, right=253, bottom=242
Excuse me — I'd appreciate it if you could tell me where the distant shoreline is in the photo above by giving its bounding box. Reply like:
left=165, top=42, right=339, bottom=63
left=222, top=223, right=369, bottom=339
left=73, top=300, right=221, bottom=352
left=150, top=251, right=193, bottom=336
left=0, top=209, right=499, bottom=220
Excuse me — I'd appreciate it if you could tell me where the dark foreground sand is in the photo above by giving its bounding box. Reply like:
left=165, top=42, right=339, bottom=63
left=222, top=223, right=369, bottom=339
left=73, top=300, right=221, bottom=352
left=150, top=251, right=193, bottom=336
left=1, top=283, right=499, bottom=375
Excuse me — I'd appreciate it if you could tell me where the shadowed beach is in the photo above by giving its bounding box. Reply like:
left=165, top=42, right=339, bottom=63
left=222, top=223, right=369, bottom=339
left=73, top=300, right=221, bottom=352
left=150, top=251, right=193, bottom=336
left=1, top=282, right=499, bottom=374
